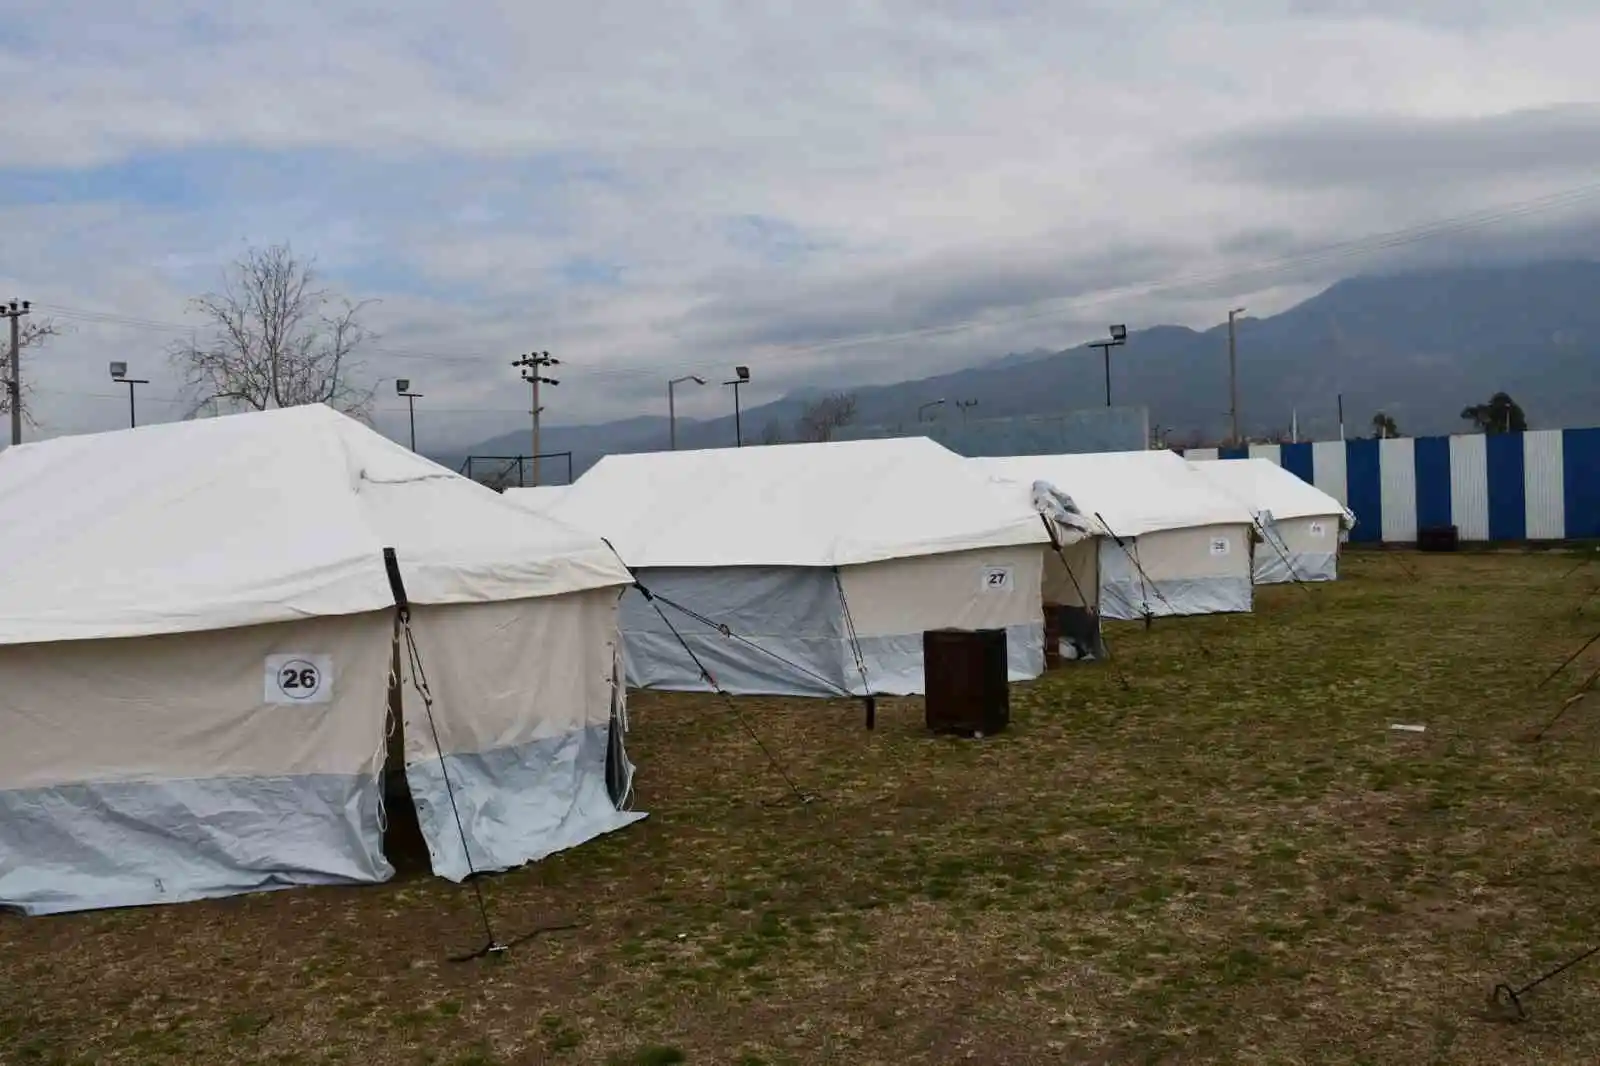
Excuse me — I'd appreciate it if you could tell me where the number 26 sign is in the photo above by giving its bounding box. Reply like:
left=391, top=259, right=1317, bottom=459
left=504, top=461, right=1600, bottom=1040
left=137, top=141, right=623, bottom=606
left=264, top=654, right=335, bottom=705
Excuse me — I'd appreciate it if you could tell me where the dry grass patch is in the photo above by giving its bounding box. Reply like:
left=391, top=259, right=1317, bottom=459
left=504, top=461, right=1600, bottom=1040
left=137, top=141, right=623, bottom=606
left=4, top=551, right=1600, bottom=1063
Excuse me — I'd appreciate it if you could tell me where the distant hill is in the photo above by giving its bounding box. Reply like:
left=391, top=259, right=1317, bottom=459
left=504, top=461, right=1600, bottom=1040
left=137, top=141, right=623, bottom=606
left=444, top=260, right=1600, bottom=479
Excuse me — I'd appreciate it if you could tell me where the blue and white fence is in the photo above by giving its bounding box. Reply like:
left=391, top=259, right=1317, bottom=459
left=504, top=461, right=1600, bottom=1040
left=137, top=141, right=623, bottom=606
left=1185, top=429, right=1600, bottom=543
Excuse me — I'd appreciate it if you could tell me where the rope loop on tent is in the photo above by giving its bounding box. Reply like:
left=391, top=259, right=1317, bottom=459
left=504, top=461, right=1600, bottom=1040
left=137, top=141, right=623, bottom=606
left=1251, top=515, right=1316, bottom=599
left=632, top=577, right=816, bottom=807
left=830, top=567, right=878, bottom=728
left=1040, top=518, right=1129, bottom=692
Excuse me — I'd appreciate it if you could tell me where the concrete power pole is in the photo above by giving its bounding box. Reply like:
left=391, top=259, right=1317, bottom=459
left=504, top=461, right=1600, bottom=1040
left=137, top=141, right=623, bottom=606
left=2, top=299, right=32, bottom=447
left=1227, top=307, right=1245, bottom=445
left=512, top=351, right=560, bottom=486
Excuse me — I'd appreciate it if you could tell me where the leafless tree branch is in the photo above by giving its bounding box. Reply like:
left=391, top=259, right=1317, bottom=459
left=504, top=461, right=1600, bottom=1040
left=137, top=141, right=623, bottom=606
left=0, top=318, right=66, bottom=427
left=794, top=392, right=858, bottom=443
left=168, top=244, right=377, bottom=420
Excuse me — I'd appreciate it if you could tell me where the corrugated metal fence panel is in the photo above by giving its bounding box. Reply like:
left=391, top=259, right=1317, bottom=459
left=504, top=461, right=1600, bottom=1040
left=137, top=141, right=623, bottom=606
left=1413, top=436, right=1452, bottom=530
left=1448, top=434, right=1490, bottom=542
left=1563, top=428, right=1600, bottom=539
left=1248, top=443, right=1282, bottom=464
left=1186, top=447, right=1220, bottom=462
left=1486, top=433, right=1527, bottom=541
left=1219, top=445, right=1250, bottom=460
left=1379, top=437, right=1419, bottom=543
left=1346, top=439, right=1383, bottom=543
left=1281, top=442, right=1314, bottom=484
left=1523, top=430, right=1567, bottom=540
left=1312, top=440, right=1349, bottom=509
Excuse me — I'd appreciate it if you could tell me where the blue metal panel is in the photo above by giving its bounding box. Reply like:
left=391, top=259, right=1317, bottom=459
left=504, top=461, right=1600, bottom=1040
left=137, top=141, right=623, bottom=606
left=1218, top=445, right=1250, bottom=460
left=1280, top=442, right=1314, bottom=485
left=1413, top=436, right=1453, bottom=530
left=1345, top=439, right=1382, bottom=543
left=1563, top=427, right=1600, bottom=539
left=1485, top=433, right=1527, bottom=542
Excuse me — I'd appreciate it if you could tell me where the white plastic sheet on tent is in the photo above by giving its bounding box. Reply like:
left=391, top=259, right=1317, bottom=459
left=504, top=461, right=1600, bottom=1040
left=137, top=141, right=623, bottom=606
left=502, top=484, right=571, bottom=512
left=529, top=437, right=1062, bottom=696
left=1186, top=457, right=1355, bottom=583
left=0, top=404, right=642, bottom=916
left=971, top=450, right=1257, bottom=620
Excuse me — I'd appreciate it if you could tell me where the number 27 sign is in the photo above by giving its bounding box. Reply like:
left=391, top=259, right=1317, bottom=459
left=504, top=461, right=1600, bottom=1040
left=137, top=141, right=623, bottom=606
left=264, top=654, right=335, bottom=705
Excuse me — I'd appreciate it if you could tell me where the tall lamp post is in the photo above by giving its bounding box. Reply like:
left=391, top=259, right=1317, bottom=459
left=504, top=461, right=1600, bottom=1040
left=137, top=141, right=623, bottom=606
left=1088, top=324, right=1128, bottom=407
left=396, top=379, right=424, bottom=452
left=917, top=398, right=946, bottom=422
left=108, top=362, right=150, bottom=429
left=955, top=399, right=979, bottom=424
left=1227, top=308, right=1245, bottom=444
left=723, top=365, right=750, bottom=447
left=512, top=351, right=560, bottom=485
left=668, top=374, right=706, bottom=450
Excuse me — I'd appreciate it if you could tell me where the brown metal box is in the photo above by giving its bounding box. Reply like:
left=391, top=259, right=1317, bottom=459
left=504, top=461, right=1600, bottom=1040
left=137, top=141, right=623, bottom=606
left=922, top=628, right=1009, bottom=737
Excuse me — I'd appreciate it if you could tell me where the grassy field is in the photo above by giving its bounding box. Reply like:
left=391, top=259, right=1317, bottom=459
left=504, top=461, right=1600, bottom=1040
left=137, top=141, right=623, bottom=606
left=5, top=551, right=1600, bottom=1065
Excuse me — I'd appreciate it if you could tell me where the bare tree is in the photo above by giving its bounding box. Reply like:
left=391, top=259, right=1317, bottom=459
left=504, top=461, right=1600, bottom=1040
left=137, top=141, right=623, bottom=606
left=758, top=420, right=785, bottom=446
left=0, top=318, right=65, bottom=428
left=794, top=392, right=857, bottom=443
left=170, top=244, right=377, bottom=419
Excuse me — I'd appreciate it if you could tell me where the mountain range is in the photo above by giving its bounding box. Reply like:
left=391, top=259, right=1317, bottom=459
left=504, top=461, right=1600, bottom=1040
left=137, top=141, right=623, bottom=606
left=444, top=259, right=1600, bottom=480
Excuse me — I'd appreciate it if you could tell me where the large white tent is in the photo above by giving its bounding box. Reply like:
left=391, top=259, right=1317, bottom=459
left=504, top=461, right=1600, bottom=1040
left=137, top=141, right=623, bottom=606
left=1186, top=457, right=1355, bottom=583
left=502, top=484, right=571, bottom=512
left=531, top=438, right=1060, bottom=697
left=0, top=404, right=642, bottom=916
left=971, top=450, right=1258, bottom=621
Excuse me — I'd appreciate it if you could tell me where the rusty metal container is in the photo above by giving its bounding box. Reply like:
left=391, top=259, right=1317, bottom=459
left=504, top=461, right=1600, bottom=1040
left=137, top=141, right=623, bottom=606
left=922, top=628, right=1009, bottom=737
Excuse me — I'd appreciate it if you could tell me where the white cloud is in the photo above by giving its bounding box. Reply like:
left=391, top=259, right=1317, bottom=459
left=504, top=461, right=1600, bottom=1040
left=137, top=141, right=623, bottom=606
left=2, top=0, right=1600, bottom=449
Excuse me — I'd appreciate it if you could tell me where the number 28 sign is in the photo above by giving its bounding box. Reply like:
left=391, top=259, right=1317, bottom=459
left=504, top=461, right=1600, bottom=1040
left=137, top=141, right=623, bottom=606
left=264, top=654, right=335, bottom=705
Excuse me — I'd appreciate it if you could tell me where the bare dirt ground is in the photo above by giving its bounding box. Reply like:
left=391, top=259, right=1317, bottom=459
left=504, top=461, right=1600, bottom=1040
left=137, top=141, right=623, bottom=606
left=5, top=551, right=1600, bottom=1065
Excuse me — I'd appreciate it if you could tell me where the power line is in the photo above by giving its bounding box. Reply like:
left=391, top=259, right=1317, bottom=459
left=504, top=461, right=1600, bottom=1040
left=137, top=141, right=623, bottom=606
left=25, top=178, right=1600, bottom=384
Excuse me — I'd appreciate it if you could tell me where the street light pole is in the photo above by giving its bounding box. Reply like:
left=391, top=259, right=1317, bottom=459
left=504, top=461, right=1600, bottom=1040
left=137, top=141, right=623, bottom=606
left=722, top=366, right=750, bottom=447
left=1088, top=324, right=1128, bottom=407
left=668, top=374, right=707, bottom=450
left=1228, top=307, right=1245, bottom=445
left=917, top=398, right=946, bottom=422
left=109, top=362, right=149, bottom=428
left=955, top=399, right=979, bottom=424
left=512, top=352, right=560, bottom=485
left=396, top=379, right=424, bottom=452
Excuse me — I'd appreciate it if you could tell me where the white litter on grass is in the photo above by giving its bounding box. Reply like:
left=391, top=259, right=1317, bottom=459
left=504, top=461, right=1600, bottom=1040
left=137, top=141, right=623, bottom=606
left=1390, top=723, right=1427, bottom=733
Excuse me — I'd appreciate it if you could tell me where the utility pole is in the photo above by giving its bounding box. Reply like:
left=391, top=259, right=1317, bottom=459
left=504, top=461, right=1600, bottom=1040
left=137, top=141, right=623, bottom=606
left=3, top=299, right=31, bottom=446
left=511, top=352, right=559, bottom=485
left=1227, top=307, right=1245, bottom=445
left=956, top=399, right=979, bottom=424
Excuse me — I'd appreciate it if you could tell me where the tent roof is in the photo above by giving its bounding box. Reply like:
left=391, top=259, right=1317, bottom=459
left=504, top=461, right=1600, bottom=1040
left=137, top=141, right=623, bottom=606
left=970, top=450, right=1255, bottom=538
left=1187, top=457, right=1354, bottom=523
left=546, top=437, right=1050, bottom=568
left=0, top=405, right=631, bottom=646
left=502, top=485, right=571, bottom=511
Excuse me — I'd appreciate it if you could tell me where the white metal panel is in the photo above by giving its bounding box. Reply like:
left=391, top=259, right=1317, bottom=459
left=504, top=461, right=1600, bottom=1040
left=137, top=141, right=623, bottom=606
left=1523, top=430, right=1567, bottom=540
left=1186, top=448, right=1220, bottom=462
left=1379, top=437, right=1418, bottom=543
left=1448, top=434, right=1489, bottom=542
left=1247, top=443, right=1282, bottom=465
left=1312, top=441, right=1348, bottom=507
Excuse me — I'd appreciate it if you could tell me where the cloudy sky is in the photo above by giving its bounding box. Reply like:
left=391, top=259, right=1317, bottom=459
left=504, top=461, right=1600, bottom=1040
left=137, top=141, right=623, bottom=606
left=3, top=0, right=1599, bottom=451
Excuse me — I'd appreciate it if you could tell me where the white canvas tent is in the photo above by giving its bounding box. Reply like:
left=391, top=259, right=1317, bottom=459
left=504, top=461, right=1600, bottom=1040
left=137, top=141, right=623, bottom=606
left=971, top=450, right=1257, bottom=621
left=1186, top=457, right=1355, bottom=583
left=502, top=484, right=571, bottom=512
left=531, top=438, right=1061, bottom=697
left=0, top=405, right=642, bottom=916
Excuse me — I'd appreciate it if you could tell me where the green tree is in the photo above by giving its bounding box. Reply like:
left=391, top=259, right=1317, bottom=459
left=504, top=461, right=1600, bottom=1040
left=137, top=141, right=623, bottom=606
left=1371, top=412, right=1400, bottom=439
left=1460, top=392, right=1527, bottom=434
